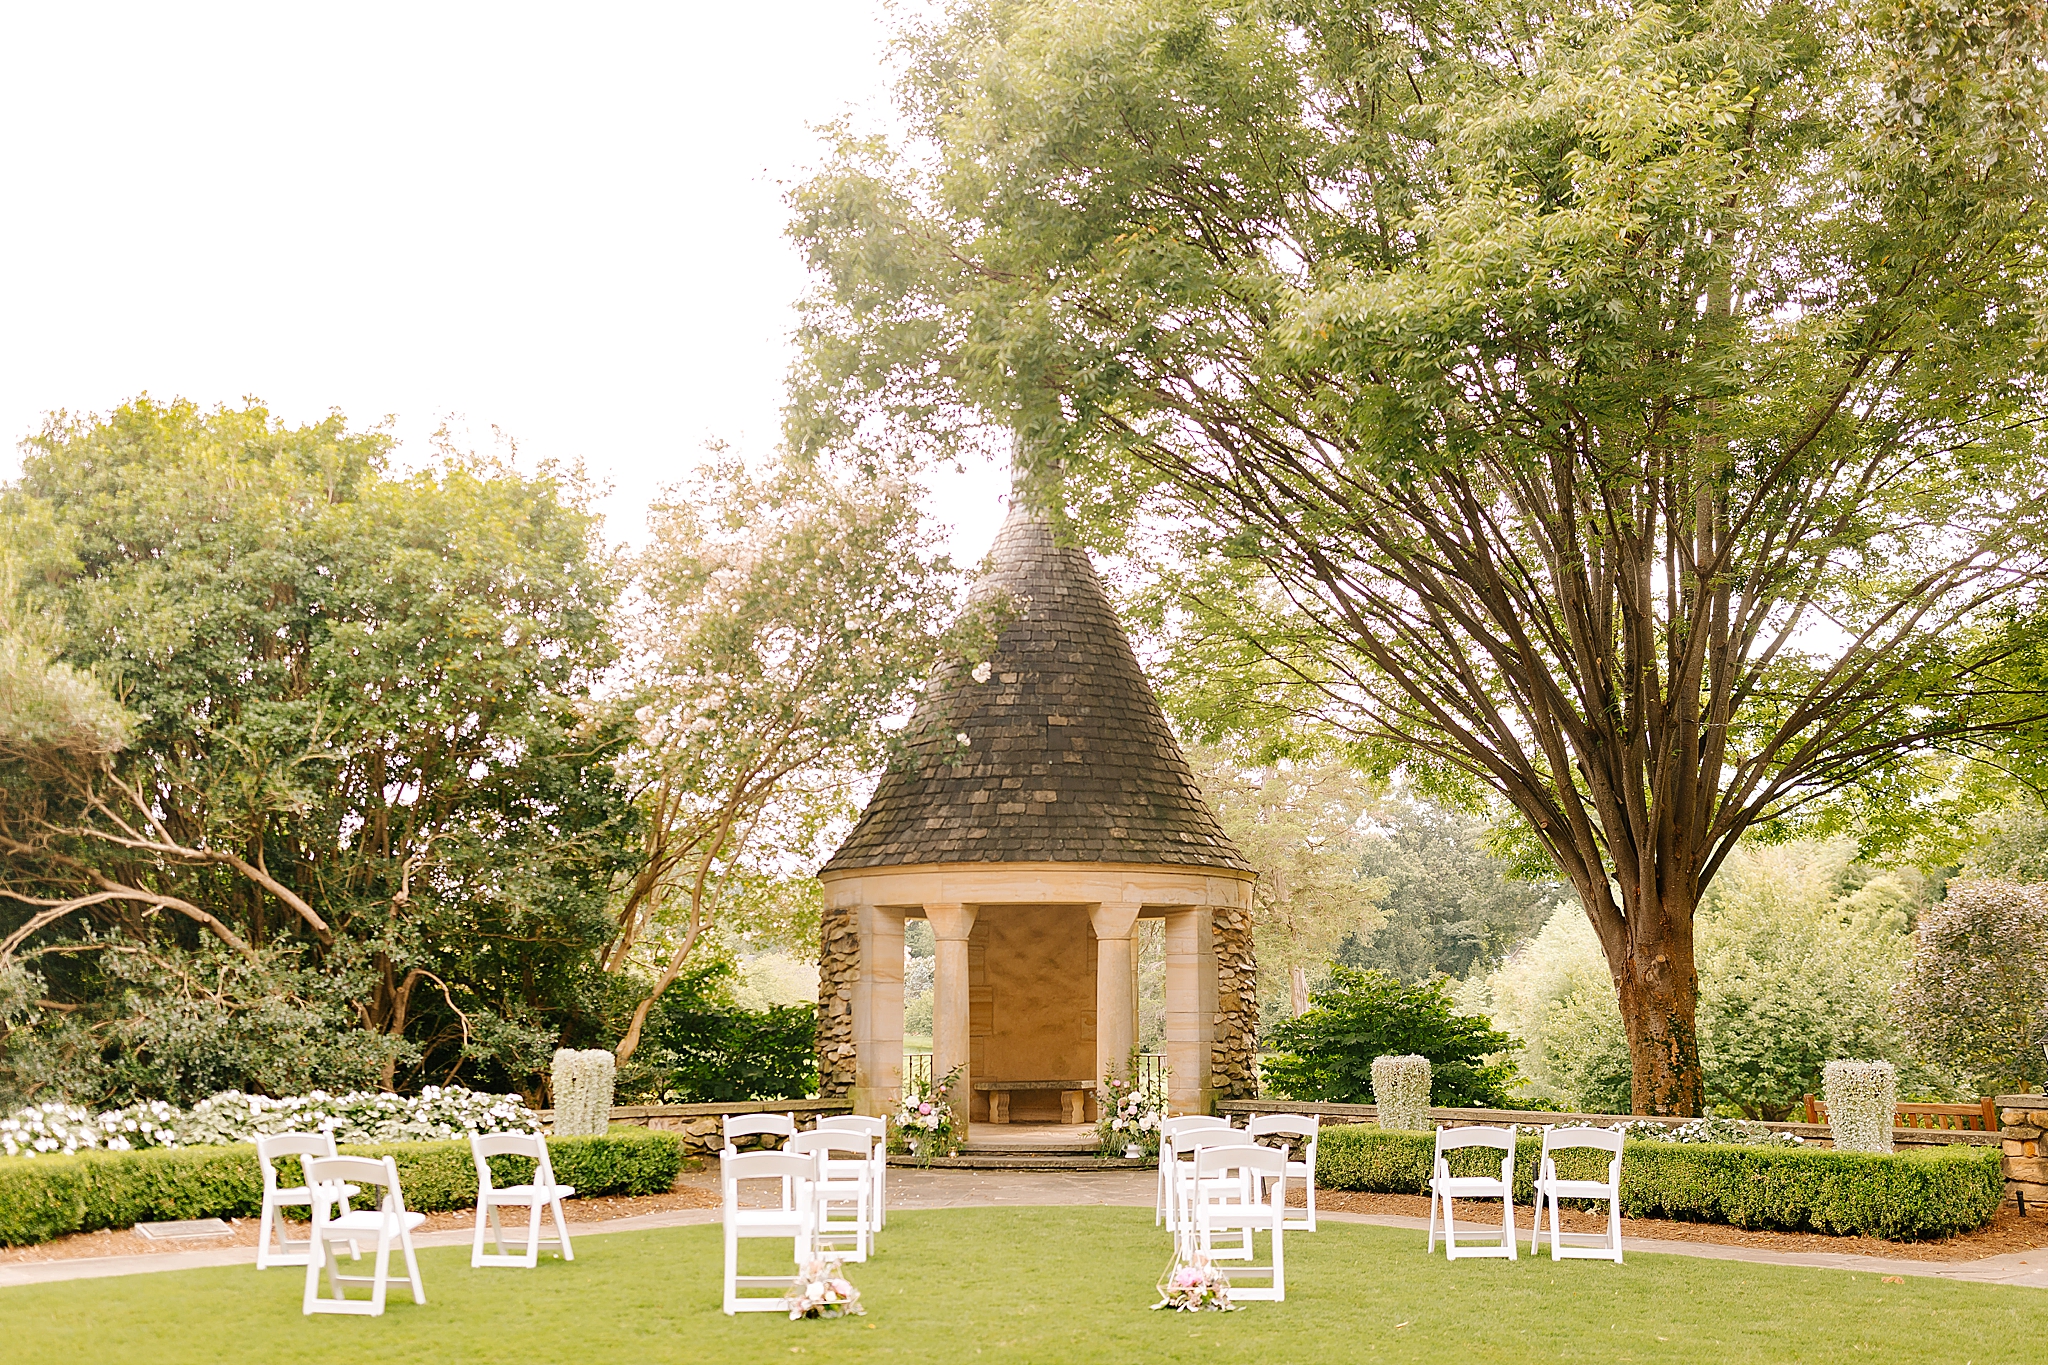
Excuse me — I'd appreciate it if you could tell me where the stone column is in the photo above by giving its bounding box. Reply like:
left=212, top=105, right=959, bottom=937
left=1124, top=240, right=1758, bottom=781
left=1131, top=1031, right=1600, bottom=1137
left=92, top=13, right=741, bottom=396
left=2001, top=1095, right=2048, bottom=1205
left=850, top=905, right=904, bottom=1117
left=1090, top=902, right=1143, bottom=1090
left=1163, top=906, right=1215, bottom=1115
left=816, top=903, right=859, bottom=1101
left=925, top=902, right=978, bottom=1116
left=1210, top=900, right=1259, bottom=1100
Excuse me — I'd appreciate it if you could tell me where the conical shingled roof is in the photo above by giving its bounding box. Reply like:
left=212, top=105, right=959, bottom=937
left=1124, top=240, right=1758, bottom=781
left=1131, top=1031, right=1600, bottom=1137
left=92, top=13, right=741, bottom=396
left=820, top=509, right=1249, bottom=874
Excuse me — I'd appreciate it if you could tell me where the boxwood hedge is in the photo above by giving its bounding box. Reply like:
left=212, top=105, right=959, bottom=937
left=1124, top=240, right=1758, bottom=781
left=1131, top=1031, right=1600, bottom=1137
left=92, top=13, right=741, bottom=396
left=1314, top=1125, right=2003, bottom=1241
left=0, top=1126, right=682, bottom=1248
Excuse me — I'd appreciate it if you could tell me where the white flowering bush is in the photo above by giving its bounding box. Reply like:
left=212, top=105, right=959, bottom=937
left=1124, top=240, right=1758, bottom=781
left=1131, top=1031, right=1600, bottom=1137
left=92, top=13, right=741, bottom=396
left=1371, top=1054, right=1432, bottom=1131
left=1823, top=1059, right=1898, bottom=1154
left=0, top=1086, right=540, bottom=1158
left=551, top=1049, right=617, bottom=1136
left=1614, top=1116, right=1804, bottom=1147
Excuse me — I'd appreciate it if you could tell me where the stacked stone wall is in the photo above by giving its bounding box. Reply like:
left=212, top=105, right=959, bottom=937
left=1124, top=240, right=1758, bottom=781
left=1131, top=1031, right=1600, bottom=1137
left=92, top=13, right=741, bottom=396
left=2001, top=1097, right=2048, bottom=1203
left=817, top=904, right=859, bottom=1099
left=1211, top=904, right=1259, bottom=1100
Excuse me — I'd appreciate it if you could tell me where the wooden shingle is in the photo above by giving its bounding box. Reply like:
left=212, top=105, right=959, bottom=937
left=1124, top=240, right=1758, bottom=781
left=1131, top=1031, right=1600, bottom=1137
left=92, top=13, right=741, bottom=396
left=820, top=511, right=1249, bottom=874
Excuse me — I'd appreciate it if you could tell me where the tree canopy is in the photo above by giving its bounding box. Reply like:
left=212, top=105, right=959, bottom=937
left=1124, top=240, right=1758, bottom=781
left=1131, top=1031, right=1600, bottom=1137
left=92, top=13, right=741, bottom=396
left=790, top=0, right=2048, bottom=1112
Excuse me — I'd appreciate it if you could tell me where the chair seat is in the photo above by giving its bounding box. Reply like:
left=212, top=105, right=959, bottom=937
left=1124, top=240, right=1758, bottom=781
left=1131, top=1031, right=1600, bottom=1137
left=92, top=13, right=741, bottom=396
left=484, top=1183, right=576, bottom=1203
left=274, top=1183, right=360, bottom=1202
left=320, top=1210, right=426, bottom=1237
left=729, top=1209, right=809, bottom=1231
left=1433, top=1176, right=1510, bottom=1197
left=1537, top=1178, right=1614, bottom=1199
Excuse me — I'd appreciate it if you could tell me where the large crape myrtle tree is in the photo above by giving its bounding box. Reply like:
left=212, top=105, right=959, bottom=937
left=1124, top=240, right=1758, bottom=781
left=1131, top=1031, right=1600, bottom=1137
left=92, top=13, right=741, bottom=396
left=789, top=0, right=2048, bottom=1112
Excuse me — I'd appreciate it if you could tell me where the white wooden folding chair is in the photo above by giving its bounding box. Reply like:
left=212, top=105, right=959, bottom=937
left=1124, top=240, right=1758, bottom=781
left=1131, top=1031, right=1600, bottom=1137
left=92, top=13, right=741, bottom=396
left=1427, top=1126, right=1518, bottom=1261
left=301, top=1155, right=426, bottom=1316
left=1157, top=1115, right=1234, bottom=1229
left=255, top=1131, right=356, bottom=1269
left=815, top=1114, right=888, bottom=1232
left=723, top=1112, right=798, bottom=1207
left=1246, top=1113, right=1320, bottom=1232
left=788, top=1129, right=872, bottom=1263
left=1191, top=1144, right=1287, bottom=1302
left=1530, top=1126, right=1624, bottom=1262
left=721, top=1149, right=817, bottom=1315
left=470, top=1131, right=576, bottom=1268
left=1177, top=1133, right=1262, bottom=1261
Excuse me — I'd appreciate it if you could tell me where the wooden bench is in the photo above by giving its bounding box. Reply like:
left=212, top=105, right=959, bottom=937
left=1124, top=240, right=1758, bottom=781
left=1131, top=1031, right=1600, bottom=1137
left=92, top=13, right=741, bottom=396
left=1802, top=1095, right=1998, bottom=1132
left=973, top=1080, right=1095, bottom=1124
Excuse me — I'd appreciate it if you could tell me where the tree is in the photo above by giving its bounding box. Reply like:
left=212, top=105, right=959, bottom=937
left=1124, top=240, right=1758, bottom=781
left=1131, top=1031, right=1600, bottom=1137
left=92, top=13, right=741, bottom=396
left=1262, top=966, right=1518, bottom=1106
left=1336, top=801, right=1558, bottom=983
left=1184, top=746, right=1387, bottom=1018
left=605, top=454, right=959, bottom=1061
left=788, top=0, right=2048, bottom=1111
left=1897, top=880, right=2048, bottom=1095
left=0, top=399, right=636, bottom=1103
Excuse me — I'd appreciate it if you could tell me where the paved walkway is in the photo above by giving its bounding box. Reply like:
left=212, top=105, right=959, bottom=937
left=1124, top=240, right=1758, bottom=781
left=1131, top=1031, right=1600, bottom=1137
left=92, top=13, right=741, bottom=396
left=4, top=1170, right=2043, bottom=1291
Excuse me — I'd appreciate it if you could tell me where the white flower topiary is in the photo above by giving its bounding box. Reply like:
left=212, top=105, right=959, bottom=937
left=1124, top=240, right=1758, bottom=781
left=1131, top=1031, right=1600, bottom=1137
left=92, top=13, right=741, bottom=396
left=1371, top=1054, right=1432, bottom=1131
left=551, top=1048, right=617, bottom=1136
left=1822, top=1059, right=1897, bottom=1154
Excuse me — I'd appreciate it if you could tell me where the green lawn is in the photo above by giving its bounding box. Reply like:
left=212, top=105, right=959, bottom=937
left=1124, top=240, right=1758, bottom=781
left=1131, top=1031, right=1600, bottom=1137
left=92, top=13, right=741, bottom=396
left=6, top=1208, right=2041, bottom=1364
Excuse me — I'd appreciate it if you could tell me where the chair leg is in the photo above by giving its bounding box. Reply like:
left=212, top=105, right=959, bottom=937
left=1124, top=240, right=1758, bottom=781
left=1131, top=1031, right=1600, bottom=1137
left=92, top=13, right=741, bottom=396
left=1426, top=1184, right=1438, bottom=1254
left=301, top=1236, right=322, bottom=1313
left=1608, top=1195, right=1623, bottom=1263
left=471, top=1198, right=490, bottom=1267
left=368, top=1233, right=392, bottom=1317
left=400, top=1227, right=426, bottom=1304
left=553, top=1196, right=575, bottom=1261
left=524, top=1200, right=544, bottom=1268
left=1443, top=1190, right=1459, bottom=1260
left=1503, top=1195, right=1516, bottom=1261
left=1272, top=1214, right=1285, bottom=1301
left=257, top=1196, right=276, bottom=1270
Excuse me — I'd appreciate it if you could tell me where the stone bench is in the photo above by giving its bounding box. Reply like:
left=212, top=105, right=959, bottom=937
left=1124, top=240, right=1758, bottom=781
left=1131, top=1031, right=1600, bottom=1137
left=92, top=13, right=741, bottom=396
left=973, top=1079, right=1095, bottom=1124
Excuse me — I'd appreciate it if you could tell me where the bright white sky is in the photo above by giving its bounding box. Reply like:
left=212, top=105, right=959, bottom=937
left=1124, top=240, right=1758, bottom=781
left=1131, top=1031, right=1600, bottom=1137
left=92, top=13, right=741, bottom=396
left=0, top=2, right=1011, bottom=563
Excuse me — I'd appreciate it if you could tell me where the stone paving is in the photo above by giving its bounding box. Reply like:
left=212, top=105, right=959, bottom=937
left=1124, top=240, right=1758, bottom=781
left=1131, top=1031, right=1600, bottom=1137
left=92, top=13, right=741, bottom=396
left=4, top=1169, right=2044, bottom=1290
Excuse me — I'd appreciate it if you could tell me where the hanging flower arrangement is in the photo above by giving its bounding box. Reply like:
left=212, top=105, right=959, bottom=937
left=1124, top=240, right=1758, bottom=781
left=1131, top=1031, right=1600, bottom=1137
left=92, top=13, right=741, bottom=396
left=784, top=1257, right=865, bottom=1319
left=1153, top=1251, right=1234, bottom=1312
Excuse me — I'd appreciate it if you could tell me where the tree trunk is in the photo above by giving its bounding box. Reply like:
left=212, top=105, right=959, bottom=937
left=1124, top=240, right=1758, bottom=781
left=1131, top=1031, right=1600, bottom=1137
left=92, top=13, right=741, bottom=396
left=1612, top=911, right=1705, bottom=1116
left=1289, top=964, right=1309, bottom=1018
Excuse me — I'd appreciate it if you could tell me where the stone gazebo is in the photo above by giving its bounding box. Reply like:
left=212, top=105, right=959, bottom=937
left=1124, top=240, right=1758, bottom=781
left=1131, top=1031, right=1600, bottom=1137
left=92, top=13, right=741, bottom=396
left=815, top=507, right=1257, bottom=1126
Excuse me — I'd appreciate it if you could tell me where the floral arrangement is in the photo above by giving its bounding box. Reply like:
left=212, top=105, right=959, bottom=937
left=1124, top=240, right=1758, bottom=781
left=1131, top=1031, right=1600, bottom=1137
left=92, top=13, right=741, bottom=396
left=551, top=1048, right=617, bottom=1136
left=1823, top=1059, right=1898, bottom=1154
left=0, top=1086, right=542, bottom=1158
left=1613, top=1116, right=1804, bottom=1148
left=1371, top=1054, right=1432, bottom=1131
left=784, top=1256, right=865, bottom=1319
left=1153, top=1251, right=1234, bottom=1312
left=1096, top=1066, right=1169, bottom=1158
left=892, top=1064, right=962, bottom=1165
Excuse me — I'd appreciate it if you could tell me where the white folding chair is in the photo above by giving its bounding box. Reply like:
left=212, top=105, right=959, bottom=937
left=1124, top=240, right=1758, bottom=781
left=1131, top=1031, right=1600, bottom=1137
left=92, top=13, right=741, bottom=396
left=1427, top=1126, right=1518, bottom=1261
left=255, top=1131, right=356, bottom=1269
left=788, top=1129, right=872, bottom=1263
left=301, top=1155, right=426, bottom=1316
left=1191, top=1144, right=1287, bottom=1302
left=1245, top=1114, right=1320, bottom=1232
left=470, top=1131, right=576, bottom=1268
left=1530, top=1126, right=1624, bottom=1262
left=1177, top=1133, right=1263, bottom=1261
left=816, top=1114, right=888, bottom=1232
left=1157, top=1115, right=1234, bottom=1229
left=722, top=1111, right=797, bottom=1151
left=721, top=1149, right=817, bottom=1314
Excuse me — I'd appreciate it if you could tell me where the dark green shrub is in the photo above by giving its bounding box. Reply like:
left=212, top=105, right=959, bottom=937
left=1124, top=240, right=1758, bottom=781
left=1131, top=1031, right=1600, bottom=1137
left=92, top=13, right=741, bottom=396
left=1313, top=1124, right=2003, bottom=1240
left=615, top=972, right=818, bottom=1104
left=0, top=1127, right=682, bottom=1247
left=1262, top=968, right=1520, bottom=1105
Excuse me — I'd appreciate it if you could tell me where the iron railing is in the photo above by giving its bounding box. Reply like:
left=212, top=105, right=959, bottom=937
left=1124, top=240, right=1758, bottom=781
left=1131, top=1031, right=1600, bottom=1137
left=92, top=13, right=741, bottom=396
left=902, top=1051, right=1166, bottom=1095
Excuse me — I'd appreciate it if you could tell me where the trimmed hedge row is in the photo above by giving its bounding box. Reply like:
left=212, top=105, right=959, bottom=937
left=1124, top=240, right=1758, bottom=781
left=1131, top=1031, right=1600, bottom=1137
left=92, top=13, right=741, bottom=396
left=1315, top=1125, right=2003, bottom=1241
left=0, top=1127, right=682, bottom=1248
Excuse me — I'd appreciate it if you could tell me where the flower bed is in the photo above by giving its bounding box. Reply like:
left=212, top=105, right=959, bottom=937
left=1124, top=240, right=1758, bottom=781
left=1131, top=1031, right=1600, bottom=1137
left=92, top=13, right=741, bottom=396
left=0, top=1128, right=681, bottom=1248
left=1314, top=1125, right=2002, bottom=1240
left=1, top=1086, right=541, bottom=1157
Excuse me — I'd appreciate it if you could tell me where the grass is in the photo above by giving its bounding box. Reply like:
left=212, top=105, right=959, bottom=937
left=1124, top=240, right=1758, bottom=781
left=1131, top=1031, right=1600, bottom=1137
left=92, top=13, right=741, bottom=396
left=7, top=1208, right=2042, bottom=1364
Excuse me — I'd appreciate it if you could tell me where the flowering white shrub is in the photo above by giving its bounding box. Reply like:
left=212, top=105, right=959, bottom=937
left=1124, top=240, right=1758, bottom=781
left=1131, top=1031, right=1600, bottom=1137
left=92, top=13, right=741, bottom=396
left=1823, top=1059, right=1897, bottom=1154
left=0, top=1087, right=541, bottom=1158
left=1613, top=1116, right=1804, bottom=1147
left=1371, top=1054, right=1432, bottom=1131
left=551, top=1049, right=617, bottom=1136
left=1096, top=1066, right=1169, bottom=1158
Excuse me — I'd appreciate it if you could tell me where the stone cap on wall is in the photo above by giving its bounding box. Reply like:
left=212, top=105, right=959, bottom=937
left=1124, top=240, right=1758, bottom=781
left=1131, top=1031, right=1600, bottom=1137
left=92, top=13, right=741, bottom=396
left=1216, top=1099, right=2003, bottom=1147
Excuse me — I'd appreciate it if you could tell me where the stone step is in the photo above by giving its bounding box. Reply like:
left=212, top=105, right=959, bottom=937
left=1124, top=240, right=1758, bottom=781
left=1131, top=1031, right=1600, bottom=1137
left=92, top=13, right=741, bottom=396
left=888, top=1153, right=1153, bottom=1171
